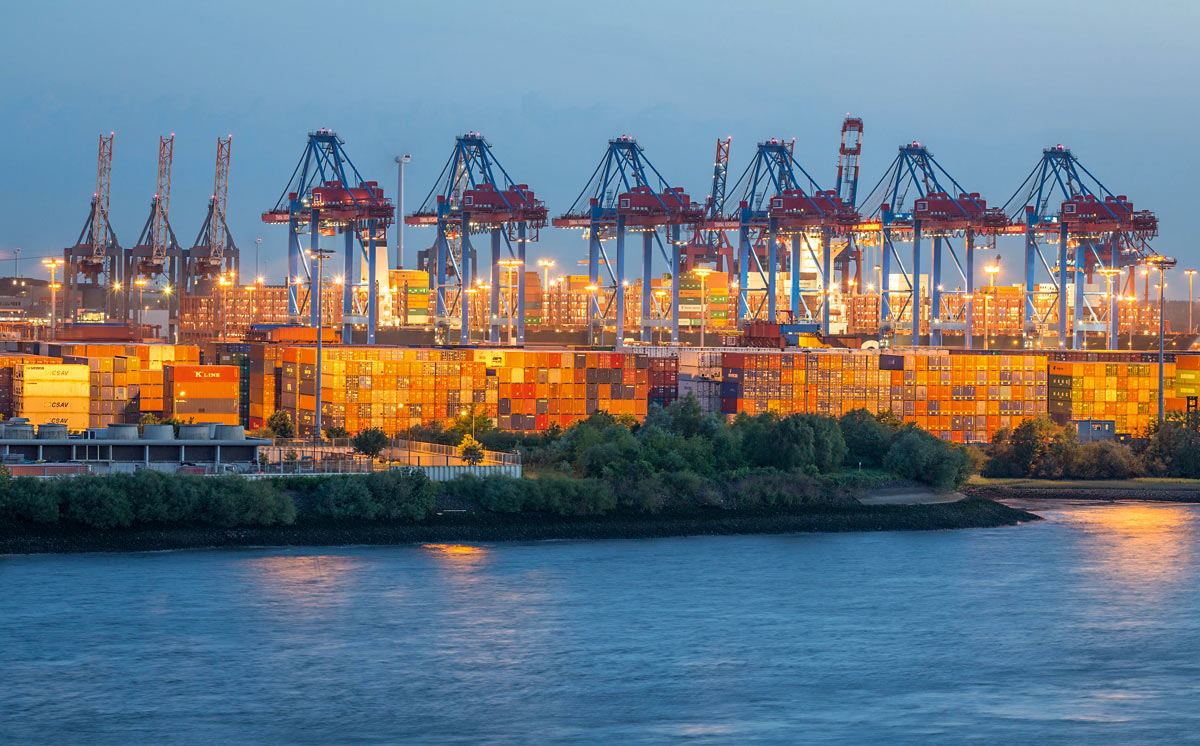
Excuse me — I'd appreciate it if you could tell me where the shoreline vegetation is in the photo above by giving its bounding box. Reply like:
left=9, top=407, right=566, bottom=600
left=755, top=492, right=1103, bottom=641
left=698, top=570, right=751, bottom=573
left=0, top=498, right=1036, bottom=555
left=965, top=476, right=1200, bottom=503
left=1, top=400, right=1046, bottom=554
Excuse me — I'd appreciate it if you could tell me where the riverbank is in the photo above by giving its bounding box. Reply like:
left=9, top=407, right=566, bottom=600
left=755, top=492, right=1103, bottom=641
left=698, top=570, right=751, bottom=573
left=0, top=497, right=1037, bottom=555
left=964, top=476, right=1200, bottom=503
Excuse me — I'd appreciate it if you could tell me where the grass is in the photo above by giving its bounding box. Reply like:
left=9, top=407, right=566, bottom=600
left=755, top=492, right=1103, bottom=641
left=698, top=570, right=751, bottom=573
left=968, top=475, right=1200, bottom=491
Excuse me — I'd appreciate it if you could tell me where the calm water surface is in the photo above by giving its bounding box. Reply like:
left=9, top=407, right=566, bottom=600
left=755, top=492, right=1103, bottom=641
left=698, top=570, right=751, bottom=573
left=4, top=501, right=1200, bottom=745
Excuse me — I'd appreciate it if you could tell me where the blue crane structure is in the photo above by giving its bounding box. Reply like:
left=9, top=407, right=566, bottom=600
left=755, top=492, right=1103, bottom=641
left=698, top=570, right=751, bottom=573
left=262, top=130, right=394, bottom=343
left=859, top=142, right=1007, bottom=346
left=553, top=136, right=702, bottom=346
left=406, top=133, right=547, bottom=346
left=1001, top=145, right=1158, bottom=349
left=720, top=138, right=857, bottom=334
left=682, top=137, right=734, bottom=273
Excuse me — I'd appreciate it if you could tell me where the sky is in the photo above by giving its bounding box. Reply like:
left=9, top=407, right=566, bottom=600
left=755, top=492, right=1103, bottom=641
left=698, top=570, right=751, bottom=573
left=2, top=0, right=1197, bottom=294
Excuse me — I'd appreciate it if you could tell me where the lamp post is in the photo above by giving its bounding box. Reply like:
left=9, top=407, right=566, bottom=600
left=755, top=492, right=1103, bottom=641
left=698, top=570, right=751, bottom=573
left=42, top=258, right=63, bottom=340
left=309, top=246, right=334, bottom=443
left=499, top=258, right=523, bottom=344
left=694, top=267, right=713, bottom=348
left=983, top=262, right=1000, bottom=351
left=395, top=154, right=412, bottom=270
left=255, top=237, right=262, bottom=281
left=537, top=259, right=555, bottom=330
left=218, top=274, right=232, bottom=342
left=134, top=277, right=148, bottom=329
left=1098, top=267, right=1123, bottom=350
left=1186, top=269, right=1197, bottom=333
left=1146, top=255, right=1177, bottom=422
left=585, top=284, right=600, bottom=345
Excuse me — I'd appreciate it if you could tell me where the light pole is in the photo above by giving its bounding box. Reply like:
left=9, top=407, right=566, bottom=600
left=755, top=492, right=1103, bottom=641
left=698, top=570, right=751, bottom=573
left=255, top=237, right=262, bottom=281
left=395, top=154, right=412, bottom=270
left=537, top=259, right=555, bottom=328
left=1098, top=267, right=1122, bottom=350
left=983, top=262, right=1000, bottom=351
left=134, top=277, right=148, bottom=329
left=1147, top=255, right=1177, bottom=422
left=1186, top=269, right=1197, bottom=333
left=586, top=284, right=600, bottom=345
left=694, top=267, right=713, bottom=348
left=42, top=259, right=63, bottom=340
left=218, top=274, right=232, bottom=342
left=310, top=246, right=333, bottom=443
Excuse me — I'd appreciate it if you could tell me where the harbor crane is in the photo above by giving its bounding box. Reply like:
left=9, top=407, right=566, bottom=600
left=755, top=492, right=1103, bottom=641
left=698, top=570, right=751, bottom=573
left=263, top=130, right=394, bottom=343
left=125, top=135, right=184, bottom=338
left=185, top=136, right=240, bottom=295
left=64, top=133, right=124, bottom=321
left=407, top=133, right=547, bottom=345
left=553, top=136, right=703, bottom=345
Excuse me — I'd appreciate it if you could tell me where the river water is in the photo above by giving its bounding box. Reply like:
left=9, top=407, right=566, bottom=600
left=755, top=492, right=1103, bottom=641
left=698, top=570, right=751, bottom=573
left=3, top=501, right=1200, bottom=745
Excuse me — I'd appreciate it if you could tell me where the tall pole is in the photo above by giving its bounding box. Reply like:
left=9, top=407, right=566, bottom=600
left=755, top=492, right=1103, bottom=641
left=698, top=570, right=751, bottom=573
left=1159, top=265, right=1165, bottom=422
left=255, top=237, right=262, bottom=281
left=395, top=154, right=411, bottom=270
left=313, top=248, right=332, bottom=443
left=1187, top=269, right=1196, bottom=333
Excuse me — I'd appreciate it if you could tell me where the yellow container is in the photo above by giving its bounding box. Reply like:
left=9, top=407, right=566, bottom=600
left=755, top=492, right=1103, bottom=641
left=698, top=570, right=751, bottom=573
left=18, top=379, right=90, bottom=397
left=18, top=396, right=91, bottom=413
left=18, top=364, right=89, bottom=382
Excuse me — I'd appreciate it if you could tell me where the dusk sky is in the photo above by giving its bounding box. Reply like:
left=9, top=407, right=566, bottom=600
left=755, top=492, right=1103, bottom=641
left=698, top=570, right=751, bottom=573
left=3, top=0, right=1197, bottom=292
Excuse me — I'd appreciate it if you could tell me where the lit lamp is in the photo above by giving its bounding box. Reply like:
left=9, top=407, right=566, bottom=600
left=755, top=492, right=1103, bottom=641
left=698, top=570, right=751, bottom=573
left=42, top=258, right=64, bottom=340
left=983, top=262, right=1001, bottom=350
left=1145, top=254, right=1178, bottom=422
left=1185, top=269, right=1197, bottom=333
left=694, top=267, right=713, bottom=348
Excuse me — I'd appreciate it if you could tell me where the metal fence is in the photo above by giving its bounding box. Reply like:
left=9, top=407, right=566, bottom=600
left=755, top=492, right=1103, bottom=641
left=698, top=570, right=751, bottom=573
left=260, top=437, right=520, bottom=470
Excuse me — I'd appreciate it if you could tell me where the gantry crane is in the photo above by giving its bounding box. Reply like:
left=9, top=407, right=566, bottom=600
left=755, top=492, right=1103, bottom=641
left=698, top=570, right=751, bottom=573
left=553, top=136, right=703, bottom=345
left=858, top=142, right=1007, bottom=346
left=126, top=135, right=184, bottom=337
left=406, top=133, right=547, bottom=346
left=682, top=137, right=734, bottom=273
left=186, top=136, right=239, bottom=295
left=1002, top=145, right=1158, bottom=349
left=262, top=130, right=394, bottom=343
left=64, top=133, right=123, bottom=321
left=714, top=138, right=858, bottom=334
left=832, top=116, right=864, bottom=293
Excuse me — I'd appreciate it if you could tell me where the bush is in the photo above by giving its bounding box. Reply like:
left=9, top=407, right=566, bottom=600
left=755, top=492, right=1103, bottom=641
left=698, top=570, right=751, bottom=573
left=352, top=428, right=390, bottom=459
left=0, top=473, right=296, bottom=529
left=1069, top=440, right=1143, bottom=480
left=985, top=418, right=1076, bottom=479
left=459, top=434, right=484, bottom=465
left=363, top=468, right=436, bottom=520
left=313, top=477, right=379, bottom=519
left=839, top=409, right=892, bottom=469
left=883, top=428, right=972, bottom=491
left=266, top=410, right=295, bottom=439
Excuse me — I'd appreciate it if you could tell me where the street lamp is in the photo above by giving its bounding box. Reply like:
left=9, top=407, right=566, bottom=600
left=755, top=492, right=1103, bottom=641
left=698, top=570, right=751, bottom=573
left=255, top=237, right=262, bottom=281
left=42, top=258, right=63, bottom=340
left=1146, top=255, right=1177, bottom=422
left=1186, top=269, right=1197, bottom=333
left=134, top=277, right=148, bottom=329
left=309, top=246, right=334, bottom=443
left=983, top=262, right=1000, bottom=351
left=395, top=154, right=412, bottom=270
left=1097, top=267, right=1123, bottom=350
left=218, top=274, right=233, bottom=343
left=537, top=259, right=555, bottom=330
left=585, top=284, right=600, bottom=345
left=499, top=258, right=523, bottom=344
left=694, top=267, right=713, bottom=347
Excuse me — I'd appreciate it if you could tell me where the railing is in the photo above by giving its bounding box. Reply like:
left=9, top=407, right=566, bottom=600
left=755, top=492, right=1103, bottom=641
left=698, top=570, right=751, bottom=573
left=261, top=437, right=520, bottom=468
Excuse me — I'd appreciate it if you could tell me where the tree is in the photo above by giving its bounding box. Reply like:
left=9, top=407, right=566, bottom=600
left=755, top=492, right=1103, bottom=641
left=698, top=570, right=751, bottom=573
left=986, top=417, right=1076, bottom=478
left=352, top=428, right=389, bottom=459
left=459, top=433, right=485, bottom=465
left=452, top=404, right=493, bottom=437
left=324, top=425, right=350, bottom=440
left=266, top=410, right=295, bottom=440
left=839, top=409, right=893, bottom=469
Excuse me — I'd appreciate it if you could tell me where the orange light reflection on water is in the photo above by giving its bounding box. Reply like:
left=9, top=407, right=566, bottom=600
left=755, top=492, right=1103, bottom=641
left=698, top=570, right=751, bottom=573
left=243, top=555, right=365, bottom=611
left=1071, top=502, right=1195, bottom=591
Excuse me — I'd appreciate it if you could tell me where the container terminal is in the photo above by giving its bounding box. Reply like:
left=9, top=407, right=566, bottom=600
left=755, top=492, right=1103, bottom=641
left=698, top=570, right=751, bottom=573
left=0, top=118, right=1192, bottom=451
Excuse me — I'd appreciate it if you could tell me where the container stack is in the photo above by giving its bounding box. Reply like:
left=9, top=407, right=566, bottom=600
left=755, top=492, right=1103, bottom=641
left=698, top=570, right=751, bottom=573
left=0, top=354, right=58, bottom=418
left=67, top=354, right=142, bottom=428
left=15, top=363, right=90, bottom=431
left=648, top=357, right=679, bottom=409
left=164, top=364, right=241, bottom=425
left=247, top=343, right=284, bottom=431
left=718, top=350, right=1050, bottom=443
left=390, top=270, right=430, bottom=326
left=1047, top=353, right=1179, bottom=436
